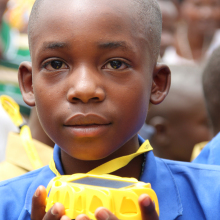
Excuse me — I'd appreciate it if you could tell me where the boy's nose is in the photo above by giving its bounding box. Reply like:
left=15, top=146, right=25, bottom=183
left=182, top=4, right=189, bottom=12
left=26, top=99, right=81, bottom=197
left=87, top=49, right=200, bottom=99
left=66, top=67, right=105, bottom=104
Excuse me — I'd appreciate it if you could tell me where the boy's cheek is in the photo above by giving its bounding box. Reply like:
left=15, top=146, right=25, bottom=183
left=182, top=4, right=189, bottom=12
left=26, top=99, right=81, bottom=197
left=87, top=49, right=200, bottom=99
left=33, top=68, right=151, bottom=158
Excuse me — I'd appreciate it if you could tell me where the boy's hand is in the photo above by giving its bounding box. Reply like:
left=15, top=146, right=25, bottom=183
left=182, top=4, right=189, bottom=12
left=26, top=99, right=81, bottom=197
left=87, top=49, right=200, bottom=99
left=138, top=194, right=159, bottom=220
left=75, top=194, right=159, bottom=220
left=31, top=186, right=158, bottom=220
left=31, top=186, right=71, bottom=220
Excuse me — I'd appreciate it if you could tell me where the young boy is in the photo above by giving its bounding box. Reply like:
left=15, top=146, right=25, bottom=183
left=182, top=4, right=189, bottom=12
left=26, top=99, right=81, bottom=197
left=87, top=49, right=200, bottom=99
left=193, top=46, right=220, bottom=164
left=1, top=0, right=220, bottom=220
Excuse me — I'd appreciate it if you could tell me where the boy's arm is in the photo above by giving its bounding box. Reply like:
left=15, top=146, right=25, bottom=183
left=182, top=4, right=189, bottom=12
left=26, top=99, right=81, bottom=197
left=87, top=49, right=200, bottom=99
left=31, top=186, right=159, bottom=220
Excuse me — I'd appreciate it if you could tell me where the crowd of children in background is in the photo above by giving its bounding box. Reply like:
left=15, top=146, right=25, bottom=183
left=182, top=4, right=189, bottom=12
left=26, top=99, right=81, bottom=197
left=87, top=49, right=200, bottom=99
left=142, top=0, right=220, bottom=162
left=0, top=0, right=220, bottom=219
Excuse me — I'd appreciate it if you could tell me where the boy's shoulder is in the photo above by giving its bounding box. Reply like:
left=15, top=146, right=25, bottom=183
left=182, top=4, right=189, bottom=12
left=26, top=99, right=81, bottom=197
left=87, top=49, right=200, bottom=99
left=140, top=149, right=220, bottom=220
left=164, top=155, right=220, bottom=170
left=152, top=156, right=220, bottom=219
left=159, top=156, right=220, bottom=190
left=162, top=156, right=220, bottom=181
left=0, top=165, right=54, bottom=220
left=0, top=166, right=42, bottom=192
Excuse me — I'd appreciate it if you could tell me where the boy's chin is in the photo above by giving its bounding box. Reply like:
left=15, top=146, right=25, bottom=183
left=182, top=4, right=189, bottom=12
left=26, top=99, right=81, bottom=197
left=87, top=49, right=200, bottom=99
left=62, top=143, right=119, bottom=161
left=74, top=150, right=117, bottom=161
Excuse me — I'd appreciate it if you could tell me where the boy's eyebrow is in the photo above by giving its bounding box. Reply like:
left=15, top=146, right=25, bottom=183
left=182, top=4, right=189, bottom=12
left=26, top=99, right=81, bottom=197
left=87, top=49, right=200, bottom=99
left=40, top=41, right=134, bottom=52
left=42, top=42, right=70, bottom=50
left=98, top=41, right=134, bottom=51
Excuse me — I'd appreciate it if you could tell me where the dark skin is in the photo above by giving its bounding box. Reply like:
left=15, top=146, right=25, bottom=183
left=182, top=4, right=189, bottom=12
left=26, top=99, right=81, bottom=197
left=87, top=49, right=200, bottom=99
left=18, top=0, right=171, bottom=219
left=29, top=107, right=54, bottom=147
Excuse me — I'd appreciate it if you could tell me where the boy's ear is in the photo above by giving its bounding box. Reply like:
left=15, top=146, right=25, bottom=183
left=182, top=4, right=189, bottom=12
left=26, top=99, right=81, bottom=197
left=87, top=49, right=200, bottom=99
left=18, top=61, right=35, bottom=106
left=150, top=64, right=171, bottom=105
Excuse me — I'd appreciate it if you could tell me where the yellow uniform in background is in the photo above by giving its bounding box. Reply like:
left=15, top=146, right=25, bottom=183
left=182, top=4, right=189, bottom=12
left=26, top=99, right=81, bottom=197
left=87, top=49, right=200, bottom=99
left=0, top=132, right=53, bottom=181
left=190, top=141, right=208, bottom=161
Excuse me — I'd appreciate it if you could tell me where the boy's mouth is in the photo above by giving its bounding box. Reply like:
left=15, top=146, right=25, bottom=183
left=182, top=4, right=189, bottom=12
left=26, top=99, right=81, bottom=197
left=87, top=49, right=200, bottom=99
left=64, top=114, right=112, bottom=137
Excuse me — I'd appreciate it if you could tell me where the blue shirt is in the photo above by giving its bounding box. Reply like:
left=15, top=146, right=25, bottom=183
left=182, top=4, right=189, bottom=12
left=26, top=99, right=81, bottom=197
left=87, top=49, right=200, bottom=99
left=193, top=132, right=220, bottom=165
left=1, top=136, right=220, bottom=220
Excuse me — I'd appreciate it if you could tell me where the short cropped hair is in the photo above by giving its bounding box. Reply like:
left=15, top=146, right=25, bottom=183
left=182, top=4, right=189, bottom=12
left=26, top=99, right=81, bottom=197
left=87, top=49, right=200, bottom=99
left=28, top=0, right=162, bottom=62
left=202, top=46, right=220, bottom=131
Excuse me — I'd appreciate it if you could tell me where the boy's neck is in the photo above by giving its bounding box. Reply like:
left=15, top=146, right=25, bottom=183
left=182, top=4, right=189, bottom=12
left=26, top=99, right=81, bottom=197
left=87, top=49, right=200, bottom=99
left=60, top=135, right=144, bottom=180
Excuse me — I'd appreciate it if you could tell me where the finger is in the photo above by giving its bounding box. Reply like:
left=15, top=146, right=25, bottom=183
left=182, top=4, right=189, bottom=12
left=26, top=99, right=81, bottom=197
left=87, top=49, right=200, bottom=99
left=31, top=185, right=47, bottom=220
left=95, top=207, right=118, bottom=220
left=138, top=194, right=159, bottom=220
left=60, top=216, right=72, bottom=220
left=75, top=214, right=90, bottom=220
left=43, top=202, right=66, bottom=220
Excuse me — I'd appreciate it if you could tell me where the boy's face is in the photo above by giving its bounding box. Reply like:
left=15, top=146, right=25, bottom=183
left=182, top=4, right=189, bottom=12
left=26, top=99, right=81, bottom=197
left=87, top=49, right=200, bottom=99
left=19, top=0, right=170, bottom=161
left=163, top=92, right=210, bottom=161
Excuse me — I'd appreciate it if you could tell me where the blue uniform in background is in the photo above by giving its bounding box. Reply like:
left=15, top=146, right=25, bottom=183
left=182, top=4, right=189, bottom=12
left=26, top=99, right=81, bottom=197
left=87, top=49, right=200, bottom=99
left=1, top=136, right=220, bottom=220
left=193, top=132, right=220, bottom=165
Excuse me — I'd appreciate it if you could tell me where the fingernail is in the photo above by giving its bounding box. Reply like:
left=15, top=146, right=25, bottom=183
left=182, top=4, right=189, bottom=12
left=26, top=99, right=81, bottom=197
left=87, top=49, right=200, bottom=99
left=75, top=214, right=90, bottom=220
left=97, top=210, right=109, bottom=220
left=51, top=206, right=59, bottom=215
left=143, top=195, right=151, bottom=207
left=34, top=187, right=40, bottom=197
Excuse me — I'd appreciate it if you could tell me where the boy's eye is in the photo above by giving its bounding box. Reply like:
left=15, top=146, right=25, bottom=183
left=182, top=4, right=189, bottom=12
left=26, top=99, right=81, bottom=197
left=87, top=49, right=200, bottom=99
left=43, top=60, right=68, bottom=71
left=110, top=60, right=122, bottom=69
left=51, top=60, right=64, bottom=69
left=104, top=60, right=130, bottom=70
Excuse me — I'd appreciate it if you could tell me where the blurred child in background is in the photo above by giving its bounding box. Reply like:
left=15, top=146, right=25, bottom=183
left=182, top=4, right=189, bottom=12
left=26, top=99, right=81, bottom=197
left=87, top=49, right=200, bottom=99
left=158, top=0, right=178, bottom=58
left=163, top=0, right=220, bottom=65
left=192, top=46, right=220, bottom=164
left=146, top=65, right=211, bottom=161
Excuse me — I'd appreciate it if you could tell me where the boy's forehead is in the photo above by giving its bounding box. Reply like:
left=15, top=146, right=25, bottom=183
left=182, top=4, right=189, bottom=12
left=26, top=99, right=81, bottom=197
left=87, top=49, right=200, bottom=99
left=30, top=0, right=149, bottom=60
left=29, top=0, right=161, bottom=62
left=43, top=1, right=135, bottom=29
left=37, top=0, right=138, bottom=15
left=32, top=0, right=141, bottom=34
